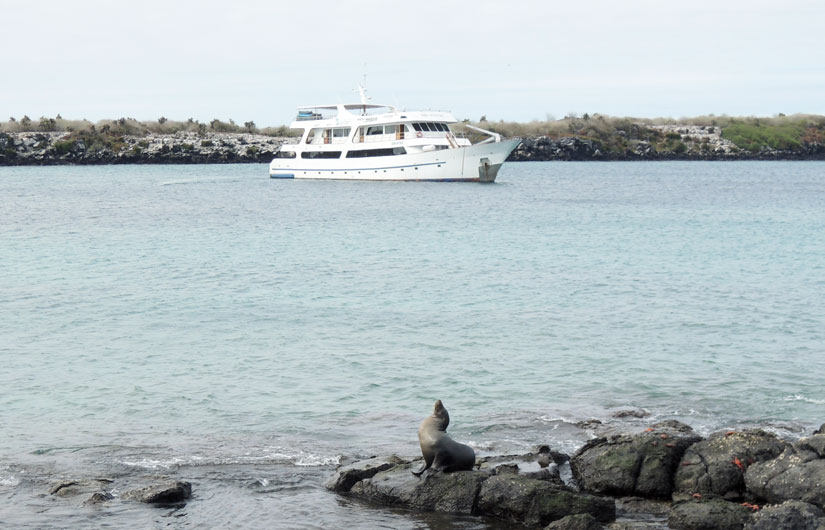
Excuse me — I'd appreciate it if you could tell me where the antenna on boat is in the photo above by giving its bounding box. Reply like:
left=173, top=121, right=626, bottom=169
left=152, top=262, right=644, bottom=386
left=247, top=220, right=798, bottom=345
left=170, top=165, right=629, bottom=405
left=357, top=74, right=371, bottom=115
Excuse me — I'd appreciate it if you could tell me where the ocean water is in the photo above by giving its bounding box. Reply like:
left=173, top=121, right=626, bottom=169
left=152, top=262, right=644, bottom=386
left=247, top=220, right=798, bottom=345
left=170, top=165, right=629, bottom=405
left=1, top=161, right=824, bottom=528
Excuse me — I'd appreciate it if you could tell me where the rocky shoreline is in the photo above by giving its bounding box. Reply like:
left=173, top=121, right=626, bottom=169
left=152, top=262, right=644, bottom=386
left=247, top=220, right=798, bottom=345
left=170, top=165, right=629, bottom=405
left=0, top=131, right=284, bottom=165
left=36, top=419, right=825, bottom=529
left=510, top=125, right=825, bottom=161
left=326, top=420, right=825, bottom=529
left=2, top=127, right=824, bottom=166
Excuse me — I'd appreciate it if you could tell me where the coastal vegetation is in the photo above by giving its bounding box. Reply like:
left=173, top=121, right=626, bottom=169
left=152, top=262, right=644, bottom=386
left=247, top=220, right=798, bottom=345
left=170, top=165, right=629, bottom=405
left=2, top=113, right=824, bottom=165
left=0, top=115, right=299, bottom=137
left=453, top=113, right=825, bottom=154
left=4, top=114, right=824, bottom=153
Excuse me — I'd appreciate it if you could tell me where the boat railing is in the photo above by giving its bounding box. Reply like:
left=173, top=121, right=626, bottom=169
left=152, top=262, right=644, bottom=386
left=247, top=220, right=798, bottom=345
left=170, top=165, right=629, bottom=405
left=306, top=136, right=349, bottom=145
left=300, top=131, right=470, bottom=145
left=354, top=131, right=467, bottom=143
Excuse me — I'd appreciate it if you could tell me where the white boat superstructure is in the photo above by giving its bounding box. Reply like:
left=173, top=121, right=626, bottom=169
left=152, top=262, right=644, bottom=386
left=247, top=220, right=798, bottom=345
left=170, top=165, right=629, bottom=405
left=269, top=89, right=519, bottom=182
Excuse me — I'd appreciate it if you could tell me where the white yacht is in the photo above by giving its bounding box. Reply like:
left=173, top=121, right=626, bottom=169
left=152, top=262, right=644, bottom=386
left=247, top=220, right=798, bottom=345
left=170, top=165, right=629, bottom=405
left=269, top=88, right=519, bottom=182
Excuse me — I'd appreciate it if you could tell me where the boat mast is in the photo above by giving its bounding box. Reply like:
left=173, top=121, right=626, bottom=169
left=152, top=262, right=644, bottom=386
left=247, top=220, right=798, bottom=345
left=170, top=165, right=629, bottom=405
left=358, top=75, right=371, bottom=116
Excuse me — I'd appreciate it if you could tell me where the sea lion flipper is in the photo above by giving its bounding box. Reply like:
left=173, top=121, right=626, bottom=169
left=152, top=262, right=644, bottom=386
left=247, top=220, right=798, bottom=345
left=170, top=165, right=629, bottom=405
left=412, top=451, right=434, bottom=476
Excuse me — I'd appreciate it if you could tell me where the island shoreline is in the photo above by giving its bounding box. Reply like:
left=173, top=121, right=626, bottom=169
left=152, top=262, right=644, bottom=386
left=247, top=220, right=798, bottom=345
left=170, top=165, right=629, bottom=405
left=3, top=130, right=824, bottom=167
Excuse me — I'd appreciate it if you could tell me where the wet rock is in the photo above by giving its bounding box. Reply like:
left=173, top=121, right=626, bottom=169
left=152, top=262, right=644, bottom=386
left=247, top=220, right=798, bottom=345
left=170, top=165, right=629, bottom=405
left=477, top=449, right=565, bottom=486
left=48, top=478, right=113, bottom=498
left=324, top=454, right=407, bottom=493
left=608, top=497, right=671, bottom=530
left=612, top=409, right=649, bottom=419
left=544, top=513, right=604, bottom=529
left=349, top=462, right=484, bottom=515
left=479, top=474, right=615, bottom=527
left=668, top=498, right=753, bottom=530
left=628, top=519, right=673, bottom=530
left=744, top=434, right=825, bottom=509
left=744, top=500, right=825, bottom=530
left=614, top=496, right=671, bottom=517
left=674, top=429, right=788, bottom=500
left=813, top=423, right=825, bottom=435
left=83, top=492, right=114, bottom=505
left=122, top=481, right=192, bottom=504
left=802, top=434, right=825, bottom=456
left=535, top=444, right=571, bottom=465
left=333, top=457, right=614, bottom=526
left=493, top=463, right=521, bottom=475
left=571, top=421, right=702, bottom=498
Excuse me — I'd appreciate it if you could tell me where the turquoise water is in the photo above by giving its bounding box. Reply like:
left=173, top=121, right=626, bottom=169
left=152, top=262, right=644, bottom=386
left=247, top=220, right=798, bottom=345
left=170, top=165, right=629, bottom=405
left=2, top=161, right=825, bottom=527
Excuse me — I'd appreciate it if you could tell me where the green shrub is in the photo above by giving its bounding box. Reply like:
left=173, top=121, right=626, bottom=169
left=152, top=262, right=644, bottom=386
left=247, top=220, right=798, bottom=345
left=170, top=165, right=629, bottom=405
left=52, top=139, right=75, bottom=155
left=38, top=117, right=57, bottom=132
left=210, top=119, right=240, bottom=133
left=721, top=121, right=805, bottom=151
left=260, top=125, right=299, bottom=137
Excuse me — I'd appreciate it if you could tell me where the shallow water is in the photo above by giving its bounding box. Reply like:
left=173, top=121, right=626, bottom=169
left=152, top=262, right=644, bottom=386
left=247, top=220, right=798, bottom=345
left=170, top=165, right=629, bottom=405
left=1, top=161, right=824, bottom=527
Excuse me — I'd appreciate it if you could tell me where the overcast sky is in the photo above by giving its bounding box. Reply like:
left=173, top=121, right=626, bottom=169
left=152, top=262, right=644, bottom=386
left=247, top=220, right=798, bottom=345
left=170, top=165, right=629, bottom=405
left=2, top=0, right=823, bottom=125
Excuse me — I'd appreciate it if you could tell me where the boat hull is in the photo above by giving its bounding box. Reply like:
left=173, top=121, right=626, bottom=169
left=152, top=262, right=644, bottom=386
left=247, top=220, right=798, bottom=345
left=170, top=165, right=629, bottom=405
left=269, top=139, right=520, bottom=182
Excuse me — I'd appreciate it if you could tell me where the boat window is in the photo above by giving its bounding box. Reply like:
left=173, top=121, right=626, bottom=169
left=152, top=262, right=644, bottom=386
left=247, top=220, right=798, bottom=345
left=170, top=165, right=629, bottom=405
left=345, top=147, right=407, bottom=158
left=384, top=125, right=396, bottom=135
left=428, top=122, right=439, bottom=131
left=435, top=123, right=446, bottom=132
left=412, top=123, right=422, bottom=132
left=273, top=149, right=296, bottom=159
left=366, top=126, right=383, bottom=135
left=421, top=123, right=433, bottom=132
left=307, top=128, right=325, bottom=143
left=301, top=151, right=341, bottom=159
left=332, top=127, right=351, bottom=138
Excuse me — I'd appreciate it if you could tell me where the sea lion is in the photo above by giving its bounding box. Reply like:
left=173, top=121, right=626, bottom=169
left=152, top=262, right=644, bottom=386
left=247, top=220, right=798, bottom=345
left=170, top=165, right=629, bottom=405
left=412, top=400, right=476, bottom=476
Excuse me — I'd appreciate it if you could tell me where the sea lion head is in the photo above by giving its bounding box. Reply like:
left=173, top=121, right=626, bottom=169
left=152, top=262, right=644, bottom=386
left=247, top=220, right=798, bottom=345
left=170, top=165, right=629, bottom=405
left=432, top=400, right=450, bottom=430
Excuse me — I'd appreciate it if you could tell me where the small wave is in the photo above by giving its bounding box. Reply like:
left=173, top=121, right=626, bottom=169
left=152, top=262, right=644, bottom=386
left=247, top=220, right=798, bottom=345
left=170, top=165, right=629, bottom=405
left=784, top=394, right=825, bottom=405
left=253, top=448, right=340, bottom=467
left=466, top=440, right=497, bottom=452
left=538, top=415, right=571, bottom=424
left=0, top=475, right=20, bottom=487
left=291, top=453, right=340, bottom=467
left=160, top=177, right=239, bottom=186
left=121, top=456, right=194, bottom=470
left=120, top=448, right=339, bottom=470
